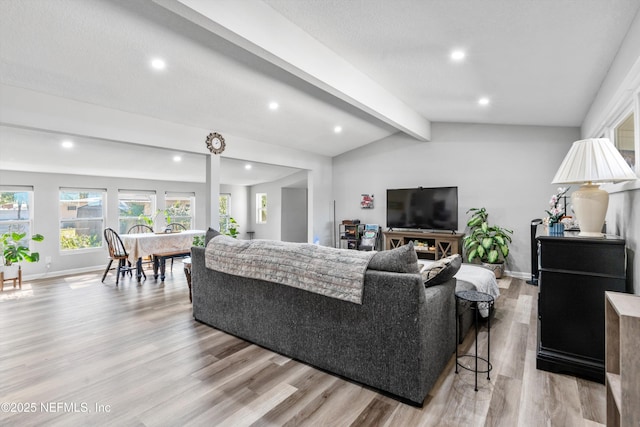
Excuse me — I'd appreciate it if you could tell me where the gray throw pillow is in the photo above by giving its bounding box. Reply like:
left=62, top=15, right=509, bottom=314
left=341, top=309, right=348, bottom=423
left=368, top=241, right=420, bottom=273
left=205, top=227, right=221, bottom=245
left=421, top=254, right=462, bottom=286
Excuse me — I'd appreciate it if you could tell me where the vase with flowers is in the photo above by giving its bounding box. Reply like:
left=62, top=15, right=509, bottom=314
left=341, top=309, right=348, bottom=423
left=545, top=187, right=570, bottom=234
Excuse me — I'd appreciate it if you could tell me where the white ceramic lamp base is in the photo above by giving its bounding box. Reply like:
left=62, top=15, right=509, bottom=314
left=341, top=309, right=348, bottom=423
left=571, top=183, right=608, bottom=237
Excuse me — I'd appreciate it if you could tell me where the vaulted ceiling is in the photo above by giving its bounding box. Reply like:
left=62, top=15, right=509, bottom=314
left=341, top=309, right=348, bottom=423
left=1, top=0, right=639, bottom=181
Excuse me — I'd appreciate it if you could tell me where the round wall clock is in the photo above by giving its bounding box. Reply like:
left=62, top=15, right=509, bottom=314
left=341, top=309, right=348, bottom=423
left=206, top=132, right=226, bottom=154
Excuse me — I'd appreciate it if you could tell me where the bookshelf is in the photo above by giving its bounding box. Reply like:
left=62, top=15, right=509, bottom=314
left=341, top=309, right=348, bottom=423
left=605, top=291, right=640, bottom=427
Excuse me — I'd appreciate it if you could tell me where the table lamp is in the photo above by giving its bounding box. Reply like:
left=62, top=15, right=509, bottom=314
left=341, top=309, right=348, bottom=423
left=552, top=138, right=637, bottom=237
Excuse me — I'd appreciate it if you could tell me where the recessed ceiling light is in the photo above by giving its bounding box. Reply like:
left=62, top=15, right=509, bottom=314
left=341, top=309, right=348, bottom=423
left=451, top=50, right=466, bottom=61
left=334, top=126, right=343, bottom=134
left=245, top=164, right=252, bottom=170
left=268, top=101, right=279, bottom=111
left=151, top=58, right=166, bottom=70
left=61, top=140, right=73, bottom=149
left=173, top=155, right=182, bottom=162
left=478, top=97, right=490, bottom=106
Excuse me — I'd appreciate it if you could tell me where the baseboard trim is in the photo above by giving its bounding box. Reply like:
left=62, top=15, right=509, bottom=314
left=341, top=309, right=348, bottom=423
left=505, top=270, right=529, bottom=280
left=22, top=265, right=104, bottom=282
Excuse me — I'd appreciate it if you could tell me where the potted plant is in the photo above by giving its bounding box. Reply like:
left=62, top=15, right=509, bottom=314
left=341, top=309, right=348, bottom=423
left=462, top=208, right=513, bottom=278
left=138, top=209, right=172, bottom=231
left=224, top=217, right=240, bottom=239
left=545, top=186, right=570, bottom=234
left=1, top=232, right=45, bottom=279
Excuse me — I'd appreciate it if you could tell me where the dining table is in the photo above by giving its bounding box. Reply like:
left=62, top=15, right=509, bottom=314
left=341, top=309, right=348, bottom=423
left=121, top=229, right=205, bottom=281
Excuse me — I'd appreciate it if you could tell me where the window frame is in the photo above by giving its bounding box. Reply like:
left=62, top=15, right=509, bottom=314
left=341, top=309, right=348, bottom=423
left=256, top=192, right=267, bottom=224
left=612, top=109, right=635, bottom=171
left=219, top=193, right=231, bottom=234
left=118, top=190, right=156, bottom=234
left=0, top=186, right=35, bottom=248
left=164, top=192, right=195, bottom=229
left=59, top=188, right=106, bottom=253
left=599, top=87, right=640, bottom=194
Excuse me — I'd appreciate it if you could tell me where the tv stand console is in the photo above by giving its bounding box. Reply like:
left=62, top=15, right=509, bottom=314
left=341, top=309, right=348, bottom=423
left=383, top=230, right=464, bottom=260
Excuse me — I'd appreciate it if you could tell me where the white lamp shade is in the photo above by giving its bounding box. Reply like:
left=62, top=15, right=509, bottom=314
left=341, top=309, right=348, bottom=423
left=552, top=138, right=637, bottom=184
left=551, top=138, right=637, bottom=237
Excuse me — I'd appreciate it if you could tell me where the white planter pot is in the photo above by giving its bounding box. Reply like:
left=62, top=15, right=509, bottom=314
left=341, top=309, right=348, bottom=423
left=0, top=264, right=20, bottom=280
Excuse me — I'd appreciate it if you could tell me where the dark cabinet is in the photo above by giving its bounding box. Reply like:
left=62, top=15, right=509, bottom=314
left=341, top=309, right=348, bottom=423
left=536, top=227, right=627, bottom=383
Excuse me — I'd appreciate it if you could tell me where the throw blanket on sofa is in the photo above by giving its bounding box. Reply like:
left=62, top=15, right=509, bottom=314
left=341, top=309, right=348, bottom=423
left=205, top=236, right=376, bottom=304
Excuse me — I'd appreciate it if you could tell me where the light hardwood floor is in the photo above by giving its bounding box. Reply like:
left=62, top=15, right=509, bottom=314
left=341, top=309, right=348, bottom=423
left=0, top=267, right=605, bottom=426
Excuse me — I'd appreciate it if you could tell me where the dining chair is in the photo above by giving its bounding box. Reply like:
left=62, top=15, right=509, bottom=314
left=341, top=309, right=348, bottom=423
left=166, top=223, right=187, bottom=231
left=165, top=223, right=188, bottom=271
left=102, top=228, right=143, bottom=285
left=127, top=224, right=154, bottom=270
left=127, top=224, right=153, bottom=234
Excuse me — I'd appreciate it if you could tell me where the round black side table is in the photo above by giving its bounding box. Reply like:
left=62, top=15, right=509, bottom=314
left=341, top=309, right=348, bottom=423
left=455, top=290, right=495, bottom=391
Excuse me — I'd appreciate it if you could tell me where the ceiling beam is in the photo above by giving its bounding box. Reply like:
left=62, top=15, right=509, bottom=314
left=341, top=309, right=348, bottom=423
left=153, top=0, right=431, bottom=141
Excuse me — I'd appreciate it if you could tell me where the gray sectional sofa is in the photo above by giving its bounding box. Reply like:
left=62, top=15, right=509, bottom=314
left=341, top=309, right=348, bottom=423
left=191, top=242, right=457, bottom=406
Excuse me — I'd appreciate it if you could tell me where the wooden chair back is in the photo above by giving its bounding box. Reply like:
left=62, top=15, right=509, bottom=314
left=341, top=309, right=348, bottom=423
left=104, top=228, right=128, bottom=259
left=166, top=223, right=187, bottom=231
left=127, top=224, right=153, bottom=234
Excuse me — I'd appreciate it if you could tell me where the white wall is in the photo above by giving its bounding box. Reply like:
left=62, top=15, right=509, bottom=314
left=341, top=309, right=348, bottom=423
left=250, top=170, right=309, bottom=241
left=582, top=9, right=640, bottom=295
left=333, top=123, right=580, bottom=277
left=220, top=183, right=249, bottom=239
left=281, top=187, right=308, bottom=243
left=607, top=191, right=639, bottom=294
left=0, top=169, right=207, bottom=279
left=582, top=8, right=640, bottom=139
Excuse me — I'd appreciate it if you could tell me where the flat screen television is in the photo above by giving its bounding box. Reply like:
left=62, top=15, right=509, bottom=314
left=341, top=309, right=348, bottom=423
left=386, top=186, right=458, bottom=231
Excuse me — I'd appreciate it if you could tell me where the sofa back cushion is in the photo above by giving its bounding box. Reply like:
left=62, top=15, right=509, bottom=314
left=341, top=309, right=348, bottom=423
left=368, top=242, right=420, bottom=273
left=205, top=227, right=221, bottom=245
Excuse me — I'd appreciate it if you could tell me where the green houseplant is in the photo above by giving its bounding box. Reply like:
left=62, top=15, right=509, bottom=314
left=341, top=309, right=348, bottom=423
left=138, top=209, right=172, bottom=229
left=192, top=235, right=205, bottom=247
left=2, top=232, right=45, bottom=266
left=223, top=217, right=240, bottom=239
left=462, top=208, right=513, bottom=278
left=1, top=232, right=45, bottom=281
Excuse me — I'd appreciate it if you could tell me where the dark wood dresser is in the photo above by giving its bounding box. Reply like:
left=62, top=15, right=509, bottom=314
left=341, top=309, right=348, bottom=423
left=536, top=227, right=627, bottom=383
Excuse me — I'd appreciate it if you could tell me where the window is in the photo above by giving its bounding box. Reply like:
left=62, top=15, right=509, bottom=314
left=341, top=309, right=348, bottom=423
left=165, top=192, right=194, bottom=229
left=0, top=187, right=34, bottom=242
left=118, top=190, right=156, bottom=233
left=256, top=193, right=267, bottom=224
left=614, top=111, right=635, bottom=170
left=59, top=189, right=105, bottom=251
left=219, top=193, right=231, bottom=234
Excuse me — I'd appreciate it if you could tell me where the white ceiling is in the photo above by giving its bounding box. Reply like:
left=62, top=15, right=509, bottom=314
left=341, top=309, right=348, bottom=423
left=1, top=0, right=639, bottom=182
left=0, top=125, right=302, bottom=186
left=264, top=0, right=640, bottom=126
left=220, top=157, right=304, bottom=187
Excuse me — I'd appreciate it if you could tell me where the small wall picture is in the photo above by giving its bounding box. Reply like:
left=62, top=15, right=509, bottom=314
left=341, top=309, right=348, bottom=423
left=361, top=194, right=374, bottom=209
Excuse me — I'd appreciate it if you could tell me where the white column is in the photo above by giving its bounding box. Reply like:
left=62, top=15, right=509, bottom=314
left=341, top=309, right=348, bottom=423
left=206, top=154, right=221, bottom=228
